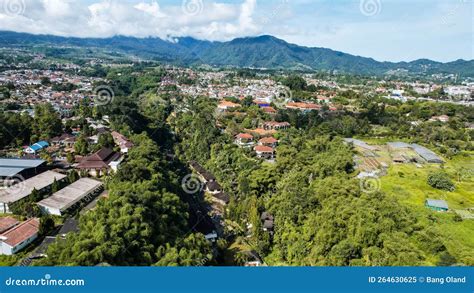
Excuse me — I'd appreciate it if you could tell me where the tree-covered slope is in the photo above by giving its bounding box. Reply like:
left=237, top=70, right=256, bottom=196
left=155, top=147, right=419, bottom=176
left=1, top=31, right=472, bottom=76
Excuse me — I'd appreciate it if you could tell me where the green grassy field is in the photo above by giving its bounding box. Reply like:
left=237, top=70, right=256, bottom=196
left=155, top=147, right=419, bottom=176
left=380, top=152, right=474, bottom=265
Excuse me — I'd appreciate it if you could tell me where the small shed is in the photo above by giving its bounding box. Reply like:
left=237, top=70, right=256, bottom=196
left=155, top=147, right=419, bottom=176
left=425, top=199, right=449, bottom=212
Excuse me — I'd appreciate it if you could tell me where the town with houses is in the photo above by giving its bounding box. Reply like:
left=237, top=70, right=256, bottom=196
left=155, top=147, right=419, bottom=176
left=0, top=45, right=473, bottom=268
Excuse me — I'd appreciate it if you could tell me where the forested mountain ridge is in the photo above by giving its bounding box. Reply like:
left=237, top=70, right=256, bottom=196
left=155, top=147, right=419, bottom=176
left=1, top=31, right=473, bottom=77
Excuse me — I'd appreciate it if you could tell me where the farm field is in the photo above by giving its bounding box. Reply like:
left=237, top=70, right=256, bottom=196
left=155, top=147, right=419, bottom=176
left=380, top=152, right=474, bottom=265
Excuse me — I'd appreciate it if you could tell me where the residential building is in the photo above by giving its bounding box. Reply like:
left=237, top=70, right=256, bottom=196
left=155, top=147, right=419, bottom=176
left=217, top=101, right=240, bottom=112
left=258, top=137, right=278, bottom=148
left=286, top=102, right=320, bottom=111
left=24, top=141, right=49, bottom=154
left=189, top=161, right=216, bottom=183
left=255, top=145, right=275, bottom=159
left=262, top=107, right=277, bottom=115
left=0, top=218, right=40, bottom=255
left=235, top=133, right=254, bottom=147
left=76, top=148, right=122, bottom=177
left=111, top=131, right=134, bottom=154
left=206, top=181, right=223, bottom=195
left=50, top=133, right=76, bottom=148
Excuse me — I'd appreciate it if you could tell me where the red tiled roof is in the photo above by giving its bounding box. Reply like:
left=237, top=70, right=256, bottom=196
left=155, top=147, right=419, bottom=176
left=0, top=217, right=19, bottom=234
left=286, top=102, right=320, bottom=110
left=1, top=218, right=39, bottom=247
left=259, top=137, right=278, bottom=144
left=218, top=101, right=240, bottom=108
left=236, top=133, right=253, bottom=139
left=263, top=107, right=277, bottom=113
left=254, top=145, right=274, bottom=153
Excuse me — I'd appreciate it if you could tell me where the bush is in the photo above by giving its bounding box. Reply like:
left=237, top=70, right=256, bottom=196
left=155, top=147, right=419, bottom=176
left=427, top=172, right=455, bottom=191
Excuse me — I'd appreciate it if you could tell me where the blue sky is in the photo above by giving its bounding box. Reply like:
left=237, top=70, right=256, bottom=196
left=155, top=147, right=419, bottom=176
left=0, top=0, right=472, bottom=62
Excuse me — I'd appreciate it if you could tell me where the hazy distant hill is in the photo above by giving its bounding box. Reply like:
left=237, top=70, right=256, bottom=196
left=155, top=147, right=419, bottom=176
left=1, top=31, right=472, bottom=77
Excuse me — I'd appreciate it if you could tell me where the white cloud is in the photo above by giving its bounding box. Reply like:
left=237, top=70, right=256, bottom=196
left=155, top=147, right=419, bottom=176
left=0, top=0, right=260, bottom=40
left=0, top=0, right=470, bottom=61
left=134, top=1, right=166, bottom=18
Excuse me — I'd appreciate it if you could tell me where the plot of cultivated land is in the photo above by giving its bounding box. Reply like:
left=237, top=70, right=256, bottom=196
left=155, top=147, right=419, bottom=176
left=380, top=152, right=474, bottom=265
left=353, top=145, right=392, bottom=172
left=455, top=209, right=474, bottom=219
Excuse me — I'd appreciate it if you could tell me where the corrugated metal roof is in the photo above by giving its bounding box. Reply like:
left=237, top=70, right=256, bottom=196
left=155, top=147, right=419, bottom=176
left=0, top=167, right=26, bottom=177
left=344, top=138, right=377, bottom=151
left=426, top=199, right=449, bottom=209
left=0, top=171, right=67, bottom=204
left=37, top=178, right=103, bottom=212
left=387, top=142, right=411, bottom=149
left=0, top=159, right=46, bottom=177
left=0, top=158, right=46, bottom=168
left=411, top=144, right=443, bottom=163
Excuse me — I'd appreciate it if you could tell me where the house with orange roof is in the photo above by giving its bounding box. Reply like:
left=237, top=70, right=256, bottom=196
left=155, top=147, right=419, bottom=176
left=254, top=145, right=275, bottom=160
left=263, top=107, right=277, bottom=115
left=259, top=137, right=278, bottom=148
left=0, top=218, right=40, bottom=255
left=235, top=133, right=255, bottom=147
left=286, top=102, right=321, bottom=112
left=0, top=217, right=19, bottom=234
left=217, top=100, right=240, bottom=112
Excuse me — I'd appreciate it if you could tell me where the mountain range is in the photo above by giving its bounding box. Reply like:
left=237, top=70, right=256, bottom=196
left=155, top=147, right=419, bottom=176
left=1, top=31, right=473, bottom=77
